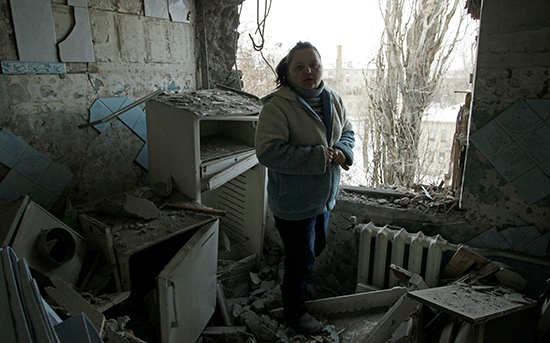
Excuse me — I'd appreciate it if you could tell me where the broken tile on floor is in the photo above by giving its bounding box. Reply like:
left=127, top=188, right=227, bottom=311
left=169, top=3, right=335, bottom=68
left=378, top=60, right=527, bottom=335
left=0, top=129, right=72, bottom=210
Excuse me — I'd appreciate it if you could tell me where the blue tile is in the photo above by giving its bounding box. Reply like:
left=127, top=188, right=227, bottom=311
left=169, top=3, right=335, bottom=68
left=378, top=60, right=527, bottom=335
left=129, top=111, right=147, bottom=141
left=470, top=120, right=514, bottom=158
left=522, top=232, right=550, bottom=257
left=119, top=106, right=142, bottom=130
left=89, top=100, right=112, bottom=133
left=12, top=146, right=51, bottom=181
left=510, top=167, right=550, bottom=205
left=29, top=184, right=58, bottom=210
left=1, top=61, right=29, bottom=74
left=0, top=170, right=35, bottom=203
left=495, top=99, right=543, bottom=140
left=489, top=143, right=534, bottom=181
left=526, top=99, right=550, bottom=122
left=38, top=160, right=72, bottom=195
left=516, top=122, right=550, bottom=163
left=27, top=62, right=66, bottom=74
left=135, top=143, right=149, bottom=171
left=477, top=227, right=512, bottom=250
left=0, top=129, right=29, bottom=168
left=100, top=97, right=128, bottom=113
left=500, top=226, right=540, bottom=251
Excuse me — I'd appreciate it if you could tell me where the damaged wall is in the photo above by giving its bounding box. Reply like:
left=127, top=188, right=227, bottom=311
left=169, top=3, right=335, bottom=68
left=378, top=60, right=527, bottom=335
left=461, top=0, right=550, bottom=231
left=0, top=0, right=241, bottom=216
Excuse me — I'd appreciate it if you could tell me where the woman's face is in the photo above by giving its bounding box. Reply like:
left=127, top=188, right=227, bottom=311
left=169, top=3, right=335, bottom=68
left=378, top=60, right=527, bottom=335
left=288, top=48, right=323, bottom=90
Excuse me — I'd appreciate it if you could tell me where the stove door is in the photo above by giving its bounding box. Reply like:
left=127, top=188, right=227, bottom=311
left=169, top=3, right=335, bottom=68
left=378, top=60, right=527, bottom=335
left=157, top=219, right=219, bottom=343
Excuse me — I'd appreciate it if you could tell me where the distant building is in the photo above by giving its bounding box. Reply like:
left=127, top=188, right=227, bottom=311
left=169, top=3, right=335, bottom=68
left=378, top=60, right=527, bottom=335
left=417, top=109, right=459, bottom=184
left=323, top=45, right=468, bottom=185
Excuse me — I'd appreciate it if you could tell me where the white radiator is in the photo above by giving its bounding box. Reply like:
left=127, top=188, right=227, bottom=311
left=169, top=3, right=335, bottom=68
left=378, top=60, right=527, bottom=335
left=357, top=222, right=450, bottom=290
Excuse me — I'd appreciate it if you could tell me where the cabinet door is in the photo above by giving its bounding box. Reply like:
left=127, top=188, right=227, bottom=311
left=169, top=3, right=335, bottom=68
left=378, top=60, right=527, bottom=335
left=157, top=220, right=219, bottom=343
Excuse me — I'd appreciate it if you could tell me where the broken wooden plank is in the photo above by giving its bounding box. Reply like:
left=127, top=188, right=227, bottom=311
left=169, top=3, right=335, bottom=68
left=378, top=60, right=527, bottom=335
left=363, top=293, right=420, bottom=343
left=45, top=277, right=105, bottom=335
left=440, top=245, right=487, bottom=279
left=307, top=287, right=407, bottom=315
left=201, top=326, right=247, bottom=335
left=390, top=264, right=428, bottom=290
left=166, top=203, right=226, bottom=216
left=94, top=292, right=131, bottom=313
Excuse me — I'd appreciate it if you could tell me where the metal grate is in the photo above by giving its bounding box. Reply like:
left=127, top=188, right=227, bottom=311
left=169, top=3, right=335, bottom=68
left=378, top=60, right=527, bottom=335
left=218, top=273, right=252, bottom=305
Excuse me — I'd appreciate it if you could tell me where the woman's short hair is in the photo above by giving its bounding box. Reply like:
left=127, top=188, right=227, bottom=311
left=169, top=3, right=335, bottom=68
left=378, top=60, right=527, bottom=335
left=276, top=41, right=321, bottom=88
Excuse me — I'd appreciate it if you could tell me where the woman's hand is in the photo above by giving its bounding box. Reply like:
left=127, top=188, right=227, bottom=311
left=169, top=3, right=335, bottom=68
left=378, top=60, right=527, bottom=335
left=326, top=147, right=349, bottom=170
left=332, top=148, right=346, bottom=165
left=325, top=147, right=335, bottom=165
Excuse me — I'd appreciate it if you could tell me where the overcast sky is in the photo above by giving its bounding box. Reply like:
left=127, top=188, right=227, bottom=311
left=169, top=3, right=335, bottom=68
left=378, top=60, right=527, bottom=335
left=239, top=0, right=385, bottom=69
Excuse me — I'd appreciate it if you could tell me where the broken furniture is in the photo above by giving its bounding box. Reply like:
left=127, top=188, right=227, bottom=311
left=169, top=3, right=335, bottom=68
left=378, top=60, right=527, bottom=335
left=0, top=247, right=102, bottom=343
left=408, top=283, right=538, bottom=343
left=0, top=195, right=86, bottom=285
left=146, top=88, right=266, bottom=261
left=77, top=190, right=221, bottom=343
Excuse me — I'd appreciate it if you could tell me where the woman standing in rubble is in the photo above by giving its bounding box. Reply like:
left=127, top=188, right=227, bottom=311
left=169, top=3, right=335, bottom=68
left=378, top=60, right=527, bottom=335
left=255, top=41, right=355, bottom=334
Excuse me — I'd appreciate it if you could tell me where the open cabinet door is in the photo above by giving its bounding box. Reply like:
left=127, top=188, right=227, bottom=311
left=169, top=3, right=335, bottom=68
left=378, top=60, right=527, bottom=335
left=157, top=219, right=219, bottom=343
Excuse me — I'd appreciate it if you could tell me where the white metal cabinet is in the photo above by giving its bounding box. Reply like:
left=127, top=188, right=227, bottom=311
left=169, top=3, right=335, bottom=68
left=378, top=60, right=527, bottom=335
left=146, top=91, right=261, bottom=203
left=146, top=90, right=267, bottom=259
left=157, top=219, right=219, bottom=343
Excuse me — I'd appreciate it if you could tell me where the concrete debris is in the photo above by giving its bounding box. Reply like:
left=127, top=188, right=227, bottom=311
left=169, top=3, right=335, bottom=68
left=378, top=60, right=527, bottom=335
left=75, top=192, right=161, bottom=220
left=155, top=88, right=262, bottom=117
left=340, top=183, right=461, bottom=215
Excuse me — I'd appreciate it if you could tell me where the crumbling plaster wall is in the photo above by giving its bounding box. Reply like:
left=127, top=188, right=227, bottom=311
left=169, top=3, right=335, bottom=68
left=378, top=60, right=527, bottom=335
left=461, top=0, right=550, bottom=232
left=195, top=0, right=243, bottom=89
left=0, top=0, right=241, bottom=216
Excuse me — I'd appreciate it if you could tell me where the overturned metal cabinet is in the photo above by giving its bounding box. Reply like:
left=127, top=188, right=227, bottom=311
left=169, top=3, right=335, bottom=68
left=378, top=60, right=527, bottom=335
left=157, top=219, right=219, bottom=343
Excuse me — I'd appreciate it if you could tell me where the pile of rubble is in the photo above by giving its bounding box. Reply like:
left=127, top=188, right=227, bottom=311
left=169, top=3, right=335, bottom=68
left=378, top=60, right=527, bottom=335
left=208, top=244, right=343, bottom=343
left=339, top=183, right=461, bottom=216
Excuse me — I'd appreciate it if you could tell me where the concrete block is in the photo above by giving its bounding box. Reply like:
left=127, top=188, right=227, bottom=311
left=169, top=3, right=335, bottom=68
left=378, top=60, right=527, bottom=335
left=89, top=0, right=116, bottom=11
left=117, top=15, right=146, bottom=63
left=168, top=21, right=194, bottom=62
left=117, top=0, right=143, bottom=15
left=145, top=19, right=170, bottom=63
left=90, top=10, right=121, bottom=63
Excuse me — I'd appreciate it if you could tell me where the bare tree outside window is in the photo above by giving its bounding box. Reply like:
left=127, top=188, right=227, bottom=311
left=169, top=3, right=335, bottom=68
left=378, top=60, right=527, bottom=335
left=360, top=0, right=467, bottom=187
